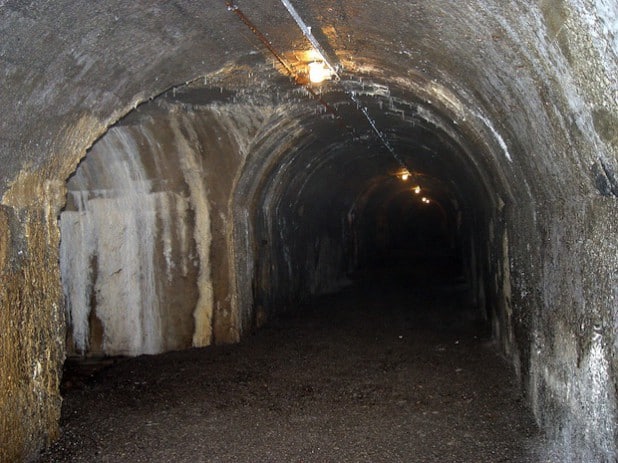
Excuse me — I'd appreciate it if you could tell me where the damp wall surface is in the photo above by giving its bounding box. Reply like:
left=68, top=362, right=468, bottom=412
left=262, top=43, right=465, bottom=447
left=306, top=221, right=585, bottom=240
left=0, top=1, right=617, bottom=461
left=509, top=198, right=618, bottom=460
left=59, top=103, right=269, bottom=356
left=60, top=121, right=203, bottom=356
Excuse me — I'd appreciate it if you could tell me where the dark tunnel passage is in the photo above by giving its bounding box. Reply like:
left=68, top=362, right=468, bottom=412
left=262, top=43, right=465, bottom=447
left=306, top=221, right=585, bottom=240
left=56, top=71, right=500, bottom=357
left=350, top=177, right=462, bottom=273
left=1, top=2, right=616, bottom=462
left=40, top=70, right=530, bottom=461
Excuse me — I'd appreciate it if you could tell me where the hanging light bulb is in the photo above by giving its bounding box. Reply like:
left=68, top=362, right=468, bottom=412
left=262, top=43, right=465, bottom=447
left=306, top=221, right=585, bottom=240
left=398, top=169, right=411, bottom=181
left=308, top=61, right=331, bottom=84
left=412, top=185, right=421, bottom=195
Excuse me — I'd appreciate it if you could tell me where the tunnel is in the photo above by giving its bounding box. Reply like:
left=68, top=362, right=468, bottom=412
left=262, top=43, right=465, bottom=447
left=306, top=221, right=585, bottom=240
left=0, top=1, right=616, bottom=462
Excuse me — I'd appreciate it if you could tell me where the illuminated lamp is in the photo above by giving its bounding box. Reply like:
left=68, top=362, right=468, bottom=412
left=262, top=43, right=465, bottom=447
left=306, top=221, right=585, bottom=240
left=308, top=61, right=331, bottom=84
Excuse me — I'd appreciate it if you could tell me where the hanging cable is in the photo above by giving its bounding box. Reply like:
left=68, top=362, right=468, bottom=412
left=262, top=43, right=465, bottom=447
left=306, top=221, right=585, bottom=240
left=225, top=1, right=410, bottom=172
left=278, top=0, right=409, bottom=170
left=225, top=1, right=340, bottom=119
left=226, top=2, right=294, bottom=77
left=279, top=0, right=339, bottom=79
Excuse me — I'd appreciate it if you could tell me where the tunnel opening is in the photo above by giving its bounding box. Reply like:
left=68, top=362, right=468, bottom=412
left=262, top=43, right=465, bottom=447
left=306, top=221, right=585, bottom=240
left=56, top=52, right=509, bottom=359
left=235, top=77, right=506, bottom=342
left=53, top=73, right=534, bottom=459
left=56, top=58, right=506, bottom=360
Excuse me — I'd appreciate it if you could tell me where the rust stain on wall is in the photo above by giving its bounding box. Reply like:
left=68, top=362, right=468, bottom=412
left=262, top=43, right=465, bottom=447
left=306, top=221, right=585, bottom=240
left=0, top=191, right=65, bottom=462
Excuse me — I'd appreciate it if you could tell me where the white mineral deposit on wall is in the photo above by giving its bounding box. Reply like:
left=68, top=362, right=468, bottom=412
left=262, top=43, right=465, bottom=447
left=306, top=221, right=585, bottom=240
left=60, top=124, right=212, bottom=356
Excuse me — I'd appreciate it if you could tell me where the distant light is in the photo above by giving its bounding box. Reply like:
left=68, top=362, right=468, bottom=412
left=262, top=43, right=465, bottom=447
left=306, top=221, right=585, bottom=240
left=421, top=197, right=431, bottom=204
left=308, top=61, right=331, bottom=84
left=412, top=185, right=421, bottom=195
left=398, top=169, right=411, bottom=181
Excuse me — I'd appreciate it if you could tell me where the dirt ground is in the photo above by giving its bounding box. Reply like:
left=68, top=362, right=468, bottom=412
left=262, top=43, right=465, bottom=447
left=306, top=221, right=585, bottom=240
left=38, top=262, right=546, bottom=462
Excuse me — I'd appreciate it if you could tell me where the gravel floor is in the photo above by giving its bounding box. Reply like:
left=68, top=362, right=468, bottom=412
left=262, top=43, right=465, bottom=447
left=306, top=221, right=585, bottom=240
left=38, top=263, right=546, bottom=462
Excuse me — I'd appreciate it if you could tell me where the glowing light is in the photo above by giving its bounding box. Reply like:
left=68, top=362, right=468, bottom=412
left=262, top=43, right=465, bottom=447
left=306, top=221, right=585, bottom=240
left=421, top=197, right=431, bottom=204
left=398, top=169, right=411, bottom=181
left=308, top=61, right=331, bottom=84
left=413, top=185, right=421, bottom=195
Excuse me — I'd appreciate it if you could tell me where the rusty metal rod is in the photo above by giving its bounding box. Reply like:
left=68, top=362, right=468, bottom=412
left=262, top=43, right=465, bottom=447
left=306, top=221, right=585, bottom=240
left=225, top=1, right=341, bottom=120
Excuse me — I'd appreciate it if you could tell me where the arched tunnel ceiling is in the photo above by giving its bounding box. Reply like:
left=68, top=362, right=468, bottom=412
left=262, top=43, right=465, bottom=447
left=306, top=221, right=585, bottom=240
left=163, top=60, right=505, bottom=214
left=1, top=0, right=616, bottom=207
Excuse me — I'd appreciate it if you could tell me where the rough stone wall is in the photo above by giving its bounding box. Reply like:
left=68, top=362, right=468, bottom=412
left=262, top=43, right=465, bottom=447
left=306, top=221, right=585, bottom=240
left=254, top=173, right=352, bottom=313
left=0, top=111, right=98, bottom=461
left=472, top=2, right=618, bottom=459
left=0, top=206, right=64, bottom=463
left=507, top=198, right=618, bottom=462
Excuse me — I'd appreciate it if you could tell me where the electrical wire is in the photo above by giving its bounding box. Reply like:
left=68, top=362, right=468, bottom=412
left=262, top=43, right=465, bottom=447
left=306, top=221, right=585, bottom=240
left=279, top=0, right=339, bottom=79
left=225, top=1, right=340, bottom=119
left=225, top=1, right=410, bottom=172
left=278, top=0, right=409, bottom=170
